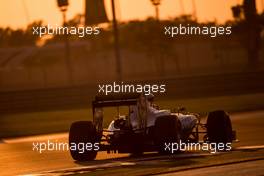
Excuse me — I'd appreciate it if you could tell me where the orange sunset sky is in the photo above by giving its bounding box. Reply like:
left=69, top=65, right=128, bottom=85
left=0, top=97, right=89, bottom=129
left=0, top=0, right=263, bottom=29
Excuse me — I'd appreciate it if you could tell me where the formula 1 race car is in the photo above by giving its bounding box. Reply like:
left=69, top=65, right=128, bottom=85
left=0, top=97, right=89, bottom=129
left=69, top=93, right=237, bottom=161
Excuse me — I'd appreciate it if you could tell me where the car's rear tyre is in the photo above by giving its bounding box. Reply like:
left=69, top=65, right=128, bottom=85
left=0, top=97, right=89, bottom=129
left=206, top=110, right=233, bottom=144
left=69, top=121, right=99, bottom=161
left=154, top=115, right=181, bottom=154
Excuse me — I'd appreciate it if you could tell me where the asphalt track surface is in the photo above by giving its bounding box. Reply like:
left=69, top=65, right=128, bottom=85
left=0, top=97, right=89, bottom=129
left=0, top=110, right=264, bottom=176
left=160, top=159, right=264, bottom=176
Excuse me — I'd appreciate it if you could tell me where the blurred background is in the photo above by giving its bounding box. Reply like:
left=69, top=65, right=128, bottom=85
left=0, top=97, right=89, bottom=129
left=0, top=0, right=264, bottom=138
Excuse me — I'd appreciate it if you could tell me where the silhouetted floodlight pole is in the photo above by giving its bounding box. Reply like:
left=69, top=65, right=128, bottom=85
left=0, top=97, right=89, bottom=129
left=151, top=0, right=161, bottom=21
left=111, top=0, right=122, bottom=81
left=243, top=0, right=260, bottom=67
left=57, top=0, right=73, bottom=85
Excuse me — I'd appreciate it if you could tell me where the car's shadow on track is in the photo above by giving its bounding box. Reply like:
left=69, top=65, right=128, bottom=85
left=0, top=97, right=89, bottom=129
left=74, top=151, right=205, bottom=166
left=70, top=152, right=201, bottom=176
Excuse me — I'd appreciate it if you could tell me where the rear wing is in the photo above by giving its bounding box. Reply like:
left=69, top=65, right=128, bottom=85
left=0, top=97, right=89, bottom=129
left=92, top=93, right=149, bottom=133
left=92, top=93, right=141, bottom=108
left=92, top=93, right=141, bottom=133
